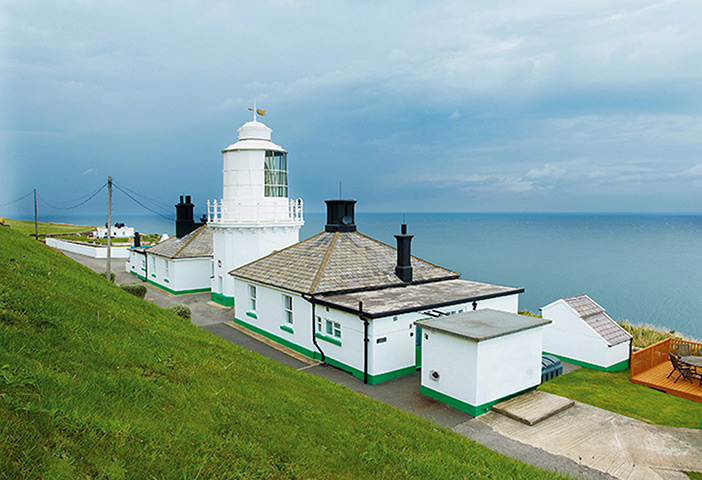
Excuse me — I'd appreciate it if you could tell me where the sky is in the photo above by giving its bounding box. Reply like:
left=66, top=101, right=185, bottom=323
left=2, top=0, right=702, bottom=219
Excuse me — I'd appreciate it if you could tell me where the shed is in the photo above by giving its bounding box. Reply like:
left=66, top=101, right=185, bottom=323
left=416, top=309, right=551, bottom=416
left=540, top=295, right=632, bottom=372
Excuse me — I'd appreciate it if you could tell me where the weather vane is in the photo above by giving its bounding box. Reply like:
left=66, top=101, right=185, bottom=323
left=248, top=100, right=266, bottom=121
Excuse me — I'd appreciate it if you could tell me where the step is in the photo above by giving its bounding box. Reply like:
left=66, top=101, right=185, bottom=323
left=492, top=390, right=574, bottom=426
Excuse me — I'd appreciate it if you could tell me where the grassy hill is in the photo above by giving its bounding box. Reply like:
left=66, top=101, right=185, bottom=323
left=0, top=227, right=567, bottom=479
left=0, top=218, right=94, bottom=237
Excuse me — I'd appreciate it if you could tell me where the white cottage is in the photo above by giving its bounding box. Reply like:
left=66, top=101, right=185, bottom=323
left=416, top=309, right=551, bottom=416
left=127, top=224, right=212, bottom=295
left=229, top=200, right=524, bottom=385
left=540, top=295, right=632, bottom=371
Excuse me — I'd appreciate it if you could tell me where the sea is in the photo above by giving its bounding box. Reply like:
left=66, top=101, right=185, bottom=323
left=30, top=212, right=702, bottom=339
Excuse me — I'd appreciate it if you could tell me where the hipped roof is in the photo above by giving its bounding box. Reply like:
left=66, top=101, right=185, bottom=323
left=146, top=224, right=212, bottom=259
left=230, top=230, right=459, bottom=295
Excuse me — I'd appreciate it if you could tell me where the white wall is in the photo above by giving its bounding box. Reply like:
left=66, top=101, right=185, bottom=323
left=212, top=224, right=300, bottom=300
left=541, top=300, right=627, bottom=368
left=421, top=325, right=543, bottom=408
left=46, top=238, right=130, bottom=258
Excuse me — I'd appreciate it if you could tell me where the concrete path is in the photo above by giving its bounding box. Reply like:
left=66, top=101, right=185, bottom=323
left=56, top=249, right=701, bottom=479
left=473, top=400, right=702, bottom=479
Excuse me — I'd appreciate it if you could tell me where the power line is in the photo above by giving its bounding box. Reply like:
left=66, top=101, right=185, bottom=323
left=0, top=190, right=34, bottom=207
left=112, top=183, right=174, bottom=221
left=37, top=183, right=107, bottom=210
left=112, top=180, right=173, bottom=211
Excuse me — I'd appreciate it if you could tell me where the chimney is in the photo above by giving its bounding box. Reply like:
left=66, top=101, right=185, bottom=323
left=134, top=232, right=141, bottom=247
left=395, top=223, right=413, bottom=282
left=175, top=195, right=196, bottom=238
left=325, top=199, right=357, bottom=232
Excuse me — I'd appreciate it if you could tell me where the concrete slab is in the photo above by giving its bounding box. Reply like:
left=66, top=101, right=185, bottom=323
left=475, top=399, right=702, bottom=479
left=492, top=390, right=574, bottom=426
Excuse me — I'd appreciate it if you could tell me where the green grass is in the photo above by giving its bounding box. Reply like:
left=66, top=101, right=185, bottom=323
left=0, top=218, right=94, bottom=237
left=539, top=368, right=702, bottom=429
left=685, top=472, right=702, bottom=479
left=618, top=320, right=699, bottom=348
left=0, top=226, right=568, bottom=479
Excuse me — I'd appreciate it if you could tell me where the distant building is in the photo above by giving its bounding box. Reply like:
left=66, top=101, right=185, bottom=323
left=96, top=223, right=134, bottom=238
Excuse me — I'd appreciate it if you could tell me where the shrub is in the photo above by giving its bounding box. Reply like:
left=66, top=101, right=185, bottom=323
left=101, top=271, right=116, bottom=283
left=120, top=282, right=147, bottom=299
left=168, top=304, right=191, bottom=320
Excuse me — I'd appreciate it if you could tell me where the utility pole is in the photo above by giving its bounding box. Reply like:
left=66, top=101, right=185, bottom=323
left=106, top=176, right=112, bottom=281
left=33, top=189, right=38, bottom=240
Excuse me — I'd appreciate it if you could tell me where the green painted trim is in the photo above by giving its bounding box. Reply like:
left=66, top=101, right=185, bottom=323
left=233, top=317, right=315, bottom=358
left=315, top=332, right=342, bottom=346
left=151, top=274, right=156, bottom=278
left=163, top=278, right=169, bottom=283
left=420, top=385, right=534, bottom=416
left=232, top=318, right=415, bottom=385
left=130, top=271, right=146, bottom=281
left=140, top=267, right=146, bottom=271
left=211, top=292, right=235, bottom=307
left=279, top=324, right=294, bottom=334
left=246, top=311, right=258, bottom=319
left=544, top=352, right=630, bottom=372
left=144, top=278, right=209, bottom=295
left=371, top=365, right=417, bottom=384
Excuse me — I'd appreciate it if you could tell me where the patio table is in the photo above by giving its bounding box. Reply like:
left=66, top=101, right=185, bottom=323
left=680, top=355, right=702, bottom=369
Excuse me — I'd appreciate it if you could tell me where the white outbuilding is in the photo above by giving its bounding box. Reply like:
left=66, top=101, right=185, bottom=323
left=416, top=309, right=551, bottom=416
left=540, top=295, right=632, bottom=372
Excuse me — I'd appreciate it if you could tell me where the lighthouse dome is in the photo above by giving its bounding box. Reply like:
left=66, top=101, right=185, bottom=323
left=238, top=120, right=272, bottom=141
left=222, top=119, right=286, bottom=153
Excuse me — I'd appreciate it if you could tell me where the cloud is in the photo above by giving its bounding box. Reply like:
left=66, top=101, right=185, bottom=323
left=449, top=111, right=461, bottom=120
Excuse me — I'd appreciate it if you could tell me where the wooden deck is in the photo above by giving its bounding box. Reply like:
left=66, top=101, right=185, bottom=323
left=630, top=338, right=702, bottom=403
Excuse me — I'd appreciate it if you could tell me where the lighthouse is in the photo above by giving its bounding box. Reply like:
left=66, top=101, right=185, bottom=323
left=208, top=116, right=304, bottom=306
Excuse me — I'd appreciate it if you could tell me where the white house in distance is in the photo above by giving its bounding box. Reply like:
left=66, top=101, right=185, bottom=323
left=228, top=199, right=524, bottom=385
left=207, top=117, right=304, bottom=307
left=540, top=295, right=632, bottom=372
left=96, top=223, right=134, bottom=238
left=416, top=309, right=551, bottom=416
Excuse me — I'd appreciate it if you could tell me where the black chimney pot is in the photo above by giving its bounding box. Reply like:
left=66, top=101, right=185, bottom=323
left=325, top=199, right=357, bottom=232
left=395, top=223, right=413, bottom=282
left=175, top=194, right=199, bottom=238
left=134, top=232, right=141, bottom=247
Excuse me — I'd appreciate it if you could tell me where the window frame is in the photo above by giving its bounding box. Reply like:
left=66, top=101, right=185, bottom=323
left=283, top=294, right=293, bottom=325
left=249, top=284, right=256, bottom=311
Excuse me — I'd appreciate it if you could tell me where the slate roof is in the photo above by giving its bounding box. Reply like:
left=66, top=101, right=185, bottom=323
left=146, top=224, right=212, bottom=259
left=316, top=279, right=523, bottom=318
left=230, top=230, right=460, bottom=295
left=563, top=294, right=632, bottom=346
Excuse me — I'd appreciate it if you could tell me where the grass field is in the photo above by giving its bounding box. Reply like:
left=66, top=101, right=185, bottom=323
left=1, top=218, right=95, bottom=237
left=539, top=368, right=702, bottom=429
left=0, top=226, right=568, bottom=479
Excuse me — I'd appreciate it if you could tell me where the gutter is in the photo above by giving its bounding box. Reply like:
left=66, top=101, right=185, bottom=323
left=302, top=294, right=325, bottom=361
left=360, top=300, right=369, bottom=385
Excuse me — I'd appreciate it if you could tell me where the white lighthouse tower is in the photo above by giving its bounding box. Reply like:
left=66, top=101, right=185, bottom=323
left=208, top=115, right=303, bottom=306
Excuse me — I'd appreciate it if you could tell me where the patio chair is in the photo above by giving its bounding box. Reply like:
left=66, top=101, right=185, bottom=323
left=667, top=354, right=685, bottom=383
left=676, top=343, right=691, bottom=356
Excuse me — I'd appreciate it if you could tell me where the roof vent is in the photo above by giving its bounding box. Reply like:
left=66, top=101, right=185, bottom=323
left=325, top=199, right=357, bottom=233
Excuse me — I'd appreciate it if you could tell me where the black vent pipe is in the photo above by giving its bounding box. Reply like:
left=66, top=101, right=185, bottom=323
left=395, top=223, right=413, bottom=282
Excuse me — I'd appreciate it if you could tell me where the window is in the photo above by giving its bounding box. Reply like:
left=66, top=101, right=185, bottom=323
left=315, top=315, right=323, bottom=332
left=283, top=295, right=293, bottom=324
left=249, top=285, right=256, bottom=311
left=165, top=261, right=169, bottom=278
left=326, top=320, right=341, bottom=338
left=264, top=151, right=288, bottom=197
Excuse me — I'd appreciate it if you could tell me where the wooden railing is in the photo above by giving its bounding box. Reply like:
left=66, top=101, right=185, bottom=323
left=630, top=339, right=670, bottom=377
left=670, top=338, right=702, bottom=356
left=630, top=338, right=702, bottom=378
